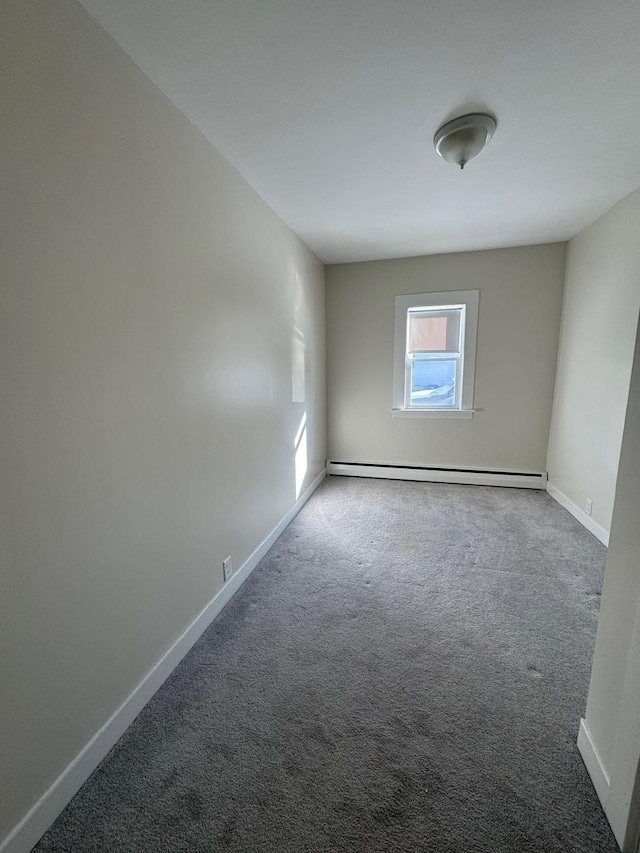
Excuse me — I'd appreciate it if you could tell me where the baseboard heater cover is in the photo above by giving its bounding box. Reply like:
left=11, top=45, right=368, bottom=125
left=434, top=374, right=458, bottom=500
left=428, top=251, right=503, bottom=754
left=326, top=461, right=547, bottom=490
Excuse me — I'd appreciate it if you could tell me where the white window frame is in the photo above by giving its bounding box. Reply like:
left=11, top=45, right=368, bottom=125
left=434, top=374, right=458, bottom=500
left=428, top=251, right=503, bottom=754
left=392, top=289, right=479, bottom=419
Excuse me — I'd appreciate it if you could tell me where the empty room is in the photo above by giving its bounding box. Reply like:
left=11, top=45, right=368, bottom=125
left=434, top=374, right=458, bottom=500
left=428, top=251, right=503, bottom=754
left=2, top=1, right=640, bottom=852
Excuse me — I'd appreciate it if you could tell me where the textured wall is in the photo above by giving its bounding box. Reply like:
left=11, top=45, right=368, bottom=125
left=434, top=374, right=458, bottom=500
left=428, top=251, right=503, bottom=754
left=0, top=0, right=325, bottom=842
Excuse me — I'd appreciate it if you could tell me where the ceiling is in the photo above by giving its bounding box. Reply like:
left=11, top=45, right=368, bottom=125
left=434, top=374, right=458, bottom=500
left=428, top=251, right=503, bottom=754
left=79, top=0, right=640, bottom=264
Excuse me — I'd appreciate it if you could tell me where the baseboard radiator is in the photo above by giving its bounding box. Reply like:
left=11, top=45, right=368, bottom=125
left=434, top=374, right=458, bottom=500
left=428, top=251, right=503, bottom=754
left=326, top=461, right=547, bottom=490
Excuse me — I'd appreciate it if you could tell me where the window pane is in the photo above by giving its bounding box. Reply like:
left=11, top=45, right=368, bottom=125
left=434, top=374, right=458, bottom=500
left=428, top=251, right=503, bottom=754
left=408, top=307, right=462, bottom=354
left=408, top=315, right=448, bottom=351
left=410, top=359, right=456, bottom=407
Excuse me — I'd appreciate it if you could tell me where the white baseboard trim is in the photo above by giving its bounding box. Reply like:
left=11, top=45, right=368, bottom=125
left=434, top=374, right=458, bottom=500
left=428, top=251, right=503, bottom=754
left=577, top=717, right=611, bottom=811
left=327, top=461, right=547, bottom=490
left=0, top=470, right=325, bottom=853
left=546, top=482, right=609, bottom=547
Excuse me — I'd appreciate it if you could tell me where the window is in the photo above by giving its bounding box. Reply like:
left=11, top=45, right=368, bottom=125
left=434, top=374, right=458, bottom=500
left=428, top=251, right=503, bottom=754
left=392, top=289, right=479, bottom=418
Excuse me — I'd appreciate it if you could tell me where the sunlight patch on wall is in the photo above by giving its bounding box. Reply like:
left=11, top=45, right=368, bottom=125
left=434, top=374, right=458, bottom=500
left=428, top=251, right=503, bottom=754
left=294, top=411, right=308, bottom=498
left=292, top=327, right=306, bottom=403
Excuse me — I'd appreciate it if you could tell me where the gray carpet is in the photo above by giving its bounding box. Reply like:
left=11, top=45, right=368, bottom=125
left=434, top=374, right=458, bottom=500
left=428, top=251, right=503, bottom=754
left=35, top=478, right=618, bottom=852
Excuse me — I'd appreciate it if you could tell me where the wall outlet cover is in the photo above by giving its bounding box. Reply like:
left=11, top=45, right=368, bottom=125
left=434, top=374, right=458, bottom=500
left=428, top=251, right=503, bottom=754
left=223, top=556, right=233, bottom=581
left=585, top=498, right=593, bottom=516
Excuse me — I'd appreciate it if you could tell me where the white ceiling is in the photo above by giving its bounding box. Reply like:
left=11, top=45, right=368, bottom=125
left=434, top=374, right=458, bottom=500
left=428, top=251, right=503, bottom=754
left=79, top=0, right=640, bottom=264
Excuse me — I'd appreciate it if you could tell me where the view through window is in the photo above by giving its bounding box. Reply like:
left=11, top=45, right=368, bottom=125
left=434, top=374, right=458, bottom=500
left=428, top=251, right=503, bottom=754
left=407, top=306, right=464, bottom=407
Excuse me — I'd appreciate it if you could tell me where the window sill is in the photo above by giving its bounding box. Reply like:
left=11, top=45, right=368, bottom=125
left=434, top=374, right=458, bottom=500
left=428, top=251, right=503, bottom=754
left=391, top=408, right=474, bottom=419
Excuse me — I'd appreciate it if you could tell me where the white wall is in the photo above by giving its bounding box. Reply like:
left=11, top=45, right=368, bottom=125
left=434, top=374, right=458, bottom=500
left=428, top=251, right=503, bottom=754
left=579, top=320, right=640, bottom=850
left=326, top=244, right=566, bottom=471
left=564, top=190, right=640, bottom=850
left=547, top=189, right=640, bottom=535
left=549, top=188, right=640, bottom=848
left=0, top=0, right=325, bottom=846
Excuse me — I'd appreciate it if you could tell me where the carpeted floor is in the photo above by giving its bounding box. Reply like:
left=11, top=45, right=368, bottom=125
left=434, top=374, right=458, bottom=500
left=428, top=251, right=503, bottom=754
left=35, top=478, right=619, bottom=852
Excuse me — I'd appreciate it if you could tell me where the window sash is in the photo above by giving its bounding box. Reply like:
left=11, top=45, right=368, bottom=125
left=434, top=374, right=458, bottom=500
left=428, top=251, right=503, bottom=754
left=407, top=305, right=464, bottom=356
left=408, top=352, right=461, bottom=361
left=404, top=306, right=465, bottom=410
left=404, top=354, right=461, bottom=409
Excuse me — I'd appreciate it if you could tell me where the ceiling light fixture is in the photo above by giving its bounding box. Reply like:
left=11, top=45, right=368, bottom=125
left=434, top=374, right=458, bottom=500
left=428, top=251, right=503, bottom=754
left=433, top=113, right=497, bottom=170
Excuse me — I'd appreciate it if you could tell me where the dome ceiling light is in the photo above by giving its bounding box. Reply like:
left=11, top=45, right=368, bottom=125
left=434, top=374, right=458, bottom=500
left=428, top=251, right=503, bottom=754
left=433, top=113, right=497, bottom=170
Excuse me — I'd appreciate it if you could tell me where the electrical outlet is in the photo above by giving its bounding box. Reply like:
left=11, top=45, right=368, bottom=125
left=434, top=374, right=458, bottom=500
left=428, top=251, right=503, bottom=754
left=223, top=556, right=233, bottom=582
left=585, top=498, right=593, bottom=516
